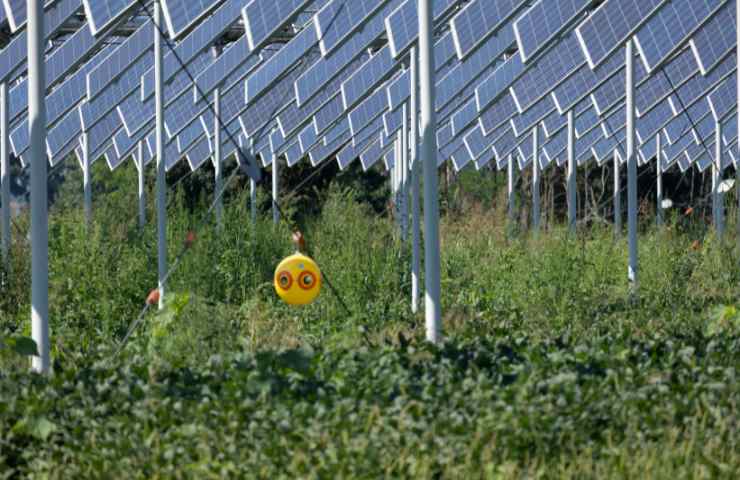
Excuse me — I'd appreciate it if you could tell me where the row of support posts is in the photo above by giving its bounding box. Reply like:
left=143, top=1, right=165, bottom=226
left=18, top=0, right=739, bottom=372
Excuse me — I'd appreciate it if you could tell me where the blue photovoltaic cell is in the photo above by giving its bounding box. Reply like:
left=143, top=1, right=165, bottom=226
left=349, top=83, right=389, bottom=136
left=514, top=0, right=590, bottom=63
left=386, top=68, right=409, bottom=111
left=576, top=0, right=666, bottom=69
left=479, top=92, right=518, bottom=135
left=87, top=20, right=152, bottom=100
left=194, top=36, right=258, bottom=98
left=294, top=0, right=395, bottom=106
left=298, top=123, right=319, bottom=152
left=341, top=46, right=394, bottom=110
left=451, top=0, right=525, bottom=60
left=475, top=54, right=525, bottom=112
left=278, top=55, right=365, bottom=137
left=82, top=0, right=137, bottom=36
left=0, top=0, right=81, bottom=82
left=140, top=0, right=244, bottom=101
left=161, top=0, right=220, bottom=40
left=450, top=98, right=479, bottom=137
left=633, top=0, right=725, bottom=73
left=246, top=25, right=317, bottom=103
left=243, top=0, right=311, bottom=50
left=550, top=49, right=624, bottom=114
left=382, top=106, right=403, bottom=137
left=708, top=72, right=736, bottom=122
left=689, top=2, right=735, bottom=75
left=510, top=96, right=557, bottom=137
left=437, top=25, right=514, bottom=111
left=314, top=0, right=386, bottom=57
left=384, top=0, right=458, bottom=58
left=186, top=136, right=213, bottom=171
left=509, top=33, right=585, bottom=113
left=83, top=53, right=152, bottom=131
left=360, top=137, right=390, bottom=170
left=671, top=53, right=734, bottom=112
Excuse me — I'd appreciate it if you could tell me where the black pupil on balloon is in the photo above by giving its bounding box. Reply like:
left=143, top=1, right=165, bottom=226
left=280, top=274, right=289, bottom=287
left=302, top=274, right=313, bottom=286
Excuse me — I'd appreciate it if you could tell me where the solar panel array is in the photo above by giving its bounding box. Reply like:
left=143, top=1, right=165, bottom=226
left=0, top=0, right=737, bottom=185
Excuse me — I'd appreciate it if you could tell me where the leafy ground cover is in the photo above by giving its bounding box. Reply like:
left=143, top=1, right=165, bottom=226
left=1, top=163, right=739, bottom=478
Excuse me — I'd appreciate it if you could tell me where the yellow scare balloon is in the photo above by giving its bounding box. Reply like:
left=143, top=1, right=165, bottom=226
left=274, top=252, right=322, bottom=305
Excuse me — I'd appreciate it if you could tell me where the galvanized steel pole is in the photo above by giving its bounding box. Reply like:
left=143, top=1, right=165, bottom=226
left=656, top=134, right=663, bottom=227
left=401, top=102, right=409, bottom=241
left=626, top=40, right=638, bottom=293
left=155, top=0, right=167, bottom=310
left=137, top=141, right=146, bottom=228
left=567, top=110, right=576, bottom=233
left=82, top=132, right=91, bottom=225
left=614, top=150, right=621, bottom=234
left=214, top=87, right=223, bottom=228
left=419, top=0, right=441, bottom=343
left=1, top=82, right=9, bottom=266
left=409, top=47, right=421, bottom=315
left=532, top=127, right=540, bottom=233
left=714, top=120, right=724, bottom=237
left=507, top=153, right=515, bottom=223
left=272, top=154, right=279, bottom=225
left=29, top=0, right=49, bottom=373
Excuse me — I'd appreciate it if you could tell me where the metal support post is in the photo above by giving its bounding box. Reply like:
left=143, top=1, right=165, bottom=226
left=567, top=110, right=576, bottom=233
left=138, top=141, right=146, bottom=228
left=409, top=47, right=421, bottom=314
left=656, top=134, right=663, bottom=227
left=419, top=0, right=441, bottom=343
left=532, top=127, right=540, bottom=233
left=507, top=154, right=516, bottom=223
left=272, top=154, right=279, bottom=225
left=1, top=82, right=9, bottom=266
left=29, top=0, right=49, bottom=373
left=82, top=132, right=91, bottom=225
left=626, top=40, right=638, bottom=293
left=155, top=0, right=167, bottom=310
left=214, top=87, right=223, bottom=228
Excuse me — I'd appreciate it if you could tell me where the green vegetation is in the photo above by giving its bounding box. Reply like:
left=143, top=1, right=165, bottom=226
left=1, top=161, right=738, bottom=478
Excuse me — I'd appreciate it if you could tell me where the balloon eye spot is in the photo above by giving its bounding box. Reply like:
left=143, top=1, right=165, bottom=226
left=298, top=271, right=316, bottom=290
left=277, top=271, right=293, bottom=289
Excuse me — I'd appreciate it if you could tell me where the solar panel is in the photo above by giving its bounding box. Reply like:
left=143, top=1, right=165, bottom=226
left=245, top=25, right=317, bottom=103
left=550, top=50, right=624, bottom=114
left=161, top=0, right=221, bottom=40
left=576, top=0, right=666, bottom=70
left=510, top=33, right=585, bottom=114
left=451, top=0, right=525, bottom=60
left=341, top=46, right=395, bottom=110
left=475, top=54, right=525, bottom=113
left=294, top=0, right=396, bottom=107
left=314, top=0, right=386, bottom=57
left=514, top=0, right=591, bottom=63
left=243, top=0, right=311, bottom=51
left=82, top=0, right=138, bottom=36
left=0, top=0, right=81, bottom=82
left=87, top=20, right=152, bottom=100
left=707, top=72, right=736, bottom=122
left=437, top=25, right=514, bottom=112
left=193, top=37, right=259, bottom=99
left=140, top=0, right=244, bottom=102
left=384, top=0, right=459, bottom=59
left=689, top=2, right=735, bottom=75
left=633, top=0, right=725, bottom=74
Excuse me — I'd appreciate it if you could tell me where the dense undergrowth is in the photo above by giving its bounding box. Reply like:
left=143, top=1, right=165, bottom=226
left=1, top=162, right=739, bottom=478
